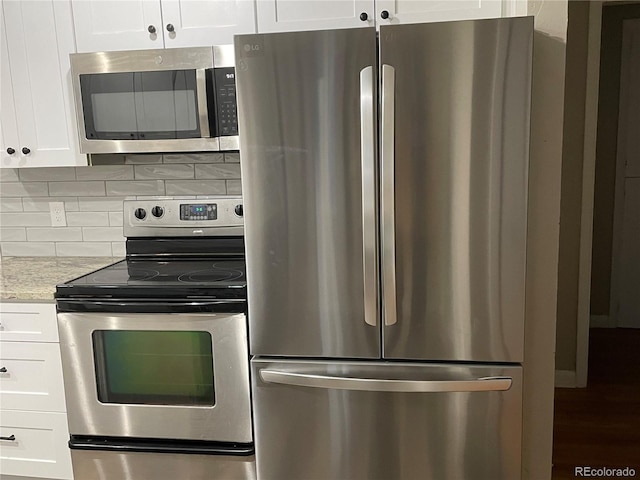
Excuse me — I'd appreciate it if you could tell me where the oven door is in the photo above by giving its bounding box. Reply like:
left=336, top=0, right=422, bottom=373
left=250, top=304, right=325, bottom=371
left=57, top=312, right=251, bottom=443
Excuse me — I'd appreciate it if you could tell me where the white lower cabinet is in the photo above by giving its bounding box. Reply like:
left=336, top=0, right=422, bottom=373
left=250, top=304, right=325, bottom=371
left=0, top=303, right=73, bottom=480
left=0, top=411, right=73, bottom=480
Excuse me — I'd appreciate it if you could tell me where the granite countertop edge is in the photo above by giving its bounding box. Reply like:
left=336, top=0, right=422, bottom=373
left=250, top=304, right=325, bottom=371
left=0, top=256, right=120, bottom=303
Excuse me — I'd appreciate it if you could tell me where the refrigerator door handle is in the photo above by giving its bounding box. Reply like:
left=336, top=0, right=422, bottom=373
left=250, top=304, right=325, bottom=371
left=360, top=66, right=377, bottom=327
left=260, top=370, right=512, bottom=393
left=381, top=64, right=397, bottom=326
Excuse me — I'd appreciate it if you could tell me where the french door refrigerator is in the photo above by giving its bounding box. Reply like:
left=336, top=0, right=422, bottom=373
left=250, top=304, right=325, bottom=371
left=235, top=16, right=532, bottom=480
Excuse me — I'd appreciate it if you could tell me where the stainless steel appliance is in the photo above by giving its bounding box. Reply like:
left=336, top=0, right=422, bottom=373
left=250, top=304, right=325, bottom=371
left=70, top=46, right=238, bottom=154
left=55, top=197, right=254, bottom=480
left=235, top=16, right=532, bottom=480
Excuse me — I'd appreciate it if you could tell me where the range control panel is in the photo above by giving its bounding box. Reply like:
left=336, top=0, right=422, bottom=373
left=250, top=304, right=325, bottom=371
left=180, top=203, right=217, bottom=221
left=124, top=196, right=243, bottom=237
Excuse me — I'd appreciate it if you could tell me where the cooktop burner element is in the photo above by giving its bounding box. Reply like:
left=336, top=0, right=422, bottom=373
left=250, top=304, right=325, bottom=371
left=70, top=259, right=246, bottom=287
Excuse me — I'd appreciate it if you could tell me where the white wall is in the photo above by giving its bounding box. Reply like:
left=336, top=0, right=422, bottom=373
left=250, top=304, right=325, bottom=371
left=522, top=0, right=568, bottom=478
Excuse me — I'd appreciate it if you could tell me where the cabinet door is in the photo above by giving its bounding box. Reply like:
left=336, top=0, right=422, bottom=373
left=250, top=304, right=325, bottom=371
left=375, top=0, right=503, bottom=26
left=2, top=1, right=85, bottom=167
left=256, top=0, right=374, bottom=33
left=0, top=342, right=67, bottom=413
left=0, top=303, right=59, bottom=343
left=0, top=6, right=20, bottom=168
left=72, top=0, right=164, bottom=52
left=0, top=410, right=72, bottom=480
left=161, top=0, right=257, bottom=47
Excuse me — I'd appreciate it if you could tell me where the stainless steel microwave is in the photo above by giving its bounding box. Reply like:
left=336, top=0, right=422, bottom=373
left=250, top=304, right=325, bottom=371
left=70, top=46, right=238, bottom=154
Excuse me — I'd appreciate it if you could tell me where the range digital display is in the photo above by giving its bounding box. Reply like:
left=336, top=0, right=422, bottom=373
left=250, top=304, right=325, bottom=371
left=180, top=203, right=217, bottom=221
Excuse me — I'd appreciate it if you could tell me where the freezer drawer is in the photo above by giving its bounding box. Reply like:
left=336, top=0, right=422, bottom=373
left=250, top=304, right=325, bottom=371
left=252, top=359, right=522, bottom=480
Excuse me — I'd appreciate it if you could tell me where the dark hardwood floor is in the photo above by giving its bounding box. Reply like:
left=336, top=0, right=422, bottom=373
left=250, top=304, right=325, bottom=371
left=552, top=328, right=640, bottom=479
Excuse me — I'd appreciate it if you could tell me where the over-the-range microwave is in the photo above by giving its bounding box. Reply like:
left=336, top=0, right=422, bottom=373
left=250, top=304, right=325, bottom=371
left=70, top=46, right=238, bottom=154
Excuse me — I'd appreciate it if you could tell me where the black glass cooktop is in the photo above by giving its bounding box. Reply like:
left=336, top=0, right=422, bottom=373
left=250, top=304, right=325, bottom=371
left=56, top=258, right=246, bottom=301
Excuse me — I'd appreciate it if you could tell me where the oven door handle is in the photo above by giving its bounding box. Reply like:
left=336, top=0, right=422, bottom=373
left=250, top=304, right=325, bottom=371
left=196, top=68, right=211, bottom=138
left=56, top=299, right=245, bottom=313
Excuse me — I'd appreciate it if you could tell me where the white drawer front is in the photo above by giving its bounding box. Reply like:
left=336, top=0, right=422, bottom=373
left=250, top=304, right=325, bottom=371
left=0, top=410, right=73, bottom=480
left=0, top=342, right=66, bottom=412
left=0, top=304, right=58, bottom=343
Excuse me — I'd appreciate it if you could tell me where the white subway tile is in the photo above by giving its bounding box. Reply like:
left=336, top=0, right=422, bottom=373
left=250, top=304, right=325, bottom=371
left=78, top=197, right=125, bottom=212
left=0, top=212, right=51, bottom=226
left=1, top=242, right=56, bottom=256
left=125, top=154, right=163, bottom=164
left=224, top=153, right=240, bottom=163
left=19, top=167, right=76, bottom=181
left=109, top=212, right=123, bottom=226
left=112, top=242, right=126, bottom=257
left=134, top=164, right=194, bottom=180
left=83, top=226, right=125, bottom=242
left=56, top=242, right=113, bottom=257
left=106, top=180, right=164, bottom=196
left=76, top=165, right=134, bottom=180
left=226, top=180, right=242, bottom=194
left=66, top=212, right=110, bottom=227
left=49, top=181, right=105, bottom=197
left=26, top=227, right=83, bottom=242
left=0, top=169, right=19, bottom=182
left=0, top=182, right=48, bottom=197
left=23, top=197, right=79, bottom=212
left=0, top=198, right=23, bottom=212
left=163, top=153, right=223, bottom=163
left=195, top=164, right=241, bottom=179
left=165, top=180, right=226, bottom=196
left=0, top=227, right=26, bottom=242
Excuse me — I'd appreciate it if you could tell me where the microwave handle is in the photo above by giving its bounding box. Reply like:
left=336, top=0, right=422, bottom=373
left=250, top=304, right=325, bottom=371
left=196, top=69, right=211, bottom=138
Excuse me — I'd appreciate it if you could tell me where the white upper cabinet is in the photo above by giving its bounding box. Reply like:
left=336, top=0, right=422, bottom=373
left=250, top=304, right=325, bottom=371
left=161, top=0, right=257, bottom=47
left=72, top=1, right=164, bottom=52
left=375, top=0, right=503, bottom=25
left=72, top=0, right=257, bottom=52
left=1, top=1, right=85, bottom=168
left=256, top=0, right=520, bottom=33
left=256, top=0, right=375, bottom=33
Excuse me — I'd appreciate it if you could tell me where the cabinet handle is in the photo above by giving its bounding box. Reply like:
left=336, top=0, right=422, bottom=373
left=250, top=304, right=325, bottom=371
left=0, top=367, right=7, bottom=373
left=381, top=10, right=390, bottom=19
left=6, top=147, right=15, bottom=155
left=166, top=23, right=175, bottom=33
left=0, top=435, right=16, bottom=441
left=21, top=147, right=30, bottom=155
left=148, top=25, right=156, bottom=34
left=360, top=12, right=368, bottom=21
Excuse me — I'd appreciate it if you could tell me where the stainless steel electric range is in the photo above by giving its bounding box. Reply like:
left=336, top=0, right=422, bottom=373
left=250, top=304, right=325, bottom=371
left=55, top=196, right=255, bottom=480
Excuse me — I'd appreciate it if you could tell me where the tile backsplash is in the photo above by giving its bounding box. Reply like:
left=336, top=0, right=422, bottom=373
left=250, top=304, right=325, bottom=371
left=0, top=153, right=241, bottom=257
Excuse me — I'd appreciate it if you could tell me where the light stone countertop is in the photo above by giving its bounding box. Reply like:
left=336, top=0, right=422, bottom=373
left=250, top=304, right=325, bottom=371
left=0, top=256, right=119, bottom=302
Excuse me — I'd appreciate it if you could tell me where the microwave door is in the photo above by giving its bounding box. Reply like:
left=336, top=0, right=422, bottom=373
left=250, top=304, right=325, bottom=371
left=195, top=68, right=211, bottom=139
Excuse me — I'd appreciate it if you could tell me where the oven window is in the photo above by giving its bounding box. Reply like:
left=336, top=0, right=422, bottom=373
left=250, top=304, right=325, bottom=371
left=92, top=330, right=214, bottom=406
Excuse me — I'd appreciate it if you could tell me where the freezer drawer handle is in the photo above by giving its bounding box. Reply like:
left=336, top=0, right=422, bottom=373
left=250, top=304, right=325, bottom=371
left=360, top=65, right=377, bottom=327
left=260, top=370, right=512, bottom=392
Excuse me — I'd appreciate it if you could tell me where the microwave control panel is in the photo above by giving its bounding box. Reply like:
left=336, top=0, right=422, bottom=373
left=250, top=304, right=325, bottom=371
left=214, top=68, right=238, bottom=136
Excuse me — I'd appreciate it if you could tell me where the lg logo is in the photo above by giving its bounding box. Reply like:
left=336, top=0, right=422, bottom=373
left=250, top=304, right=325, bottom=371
left=243, top=43, right=262, bottom=52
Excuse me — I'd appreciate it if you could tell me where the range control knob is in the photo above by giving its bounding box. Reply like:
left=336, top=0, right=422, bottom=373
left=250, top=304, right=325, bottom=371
left=134, top=208, right=147, bottom=220
left=151, top=206, right=164, bottom=218
left=234, top=204, right=243, bottom=217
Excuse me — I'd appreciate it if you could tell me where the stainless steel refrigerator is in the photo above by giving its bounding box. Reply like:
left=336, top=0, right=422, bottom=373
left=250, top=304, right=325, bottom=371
left=235, top=16, right=532, bottom=480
